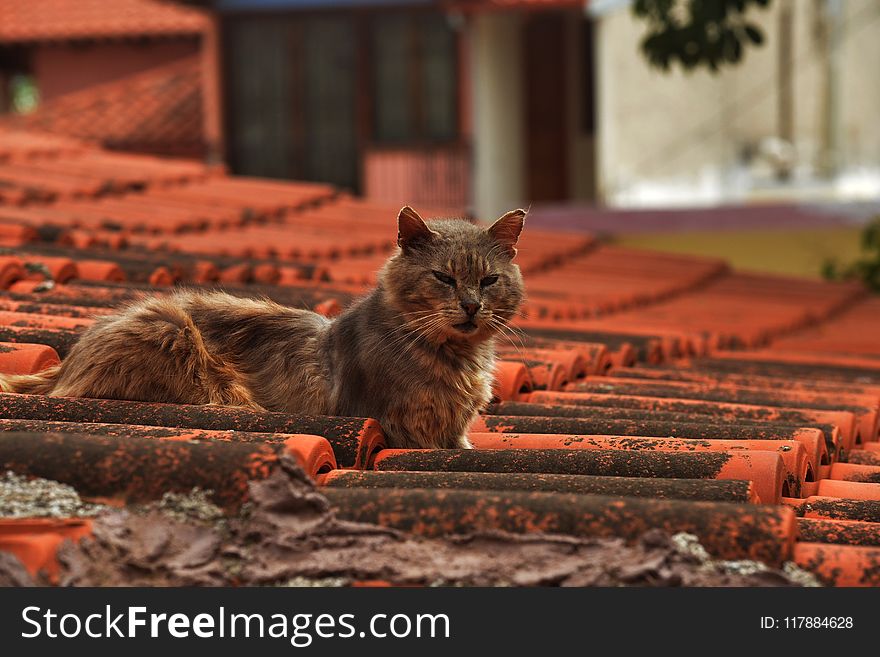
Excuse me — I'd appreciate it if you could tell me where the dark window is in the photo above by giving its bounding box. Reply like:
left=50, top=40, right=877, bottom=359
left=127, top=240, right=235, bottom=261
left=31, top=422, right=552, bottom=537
left=371, top=14, right=458, bottom=143
left=373, top=16, right=413, bottom=142
left=303, top=17, right=357, bottom=188
left=421, top=17, right=457, bottom=141
left=224, top=11, right=458, bottom=190
left=226, top=19, right=294, bottom=179
left=225, top=16, right=357, bottom=189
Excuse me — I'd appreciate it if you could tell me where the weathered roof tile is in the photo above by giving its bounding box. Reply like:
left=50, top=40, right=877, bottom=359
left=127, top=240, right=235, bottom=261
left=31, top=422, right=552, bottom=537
left=0, top=127, right=878, bottom=586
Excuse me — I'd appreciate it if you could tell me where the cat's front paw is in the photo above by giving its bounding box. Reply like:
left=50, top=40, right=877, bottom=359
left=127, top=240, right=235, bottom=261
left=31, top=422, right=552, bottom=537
left=458, top=435, right=474, bottom=449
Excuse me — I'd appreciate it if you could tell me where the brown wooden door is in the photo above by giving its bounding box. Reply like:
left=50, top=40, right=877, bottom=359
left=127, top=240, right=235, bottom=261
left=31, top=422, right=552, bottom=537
left=524, top=13, right=568, bottom=202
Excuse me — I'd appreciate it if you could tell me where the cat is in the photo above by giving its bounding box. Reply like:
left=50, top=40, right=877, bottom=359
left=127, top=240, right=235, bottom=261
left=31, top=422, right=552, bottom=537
left=0, top=206, right=526, bottom=450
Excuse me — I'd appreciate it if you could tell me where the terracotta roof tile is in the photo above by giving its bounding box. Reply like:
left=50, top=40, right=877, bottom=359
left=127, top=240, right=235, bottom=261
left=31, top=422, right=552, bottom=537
left=0, top=0, right=208, bottom=43
left=317, top=469, right=762, bottom=503
left=0, top=129, right=879, bottom=587
left=324, top=484, right=797, bottom=564
left=0, top=128, right=85, bottom=161
left=1, top=58, right=205, bottom=158
left=0, top=342, right=59, bottom=375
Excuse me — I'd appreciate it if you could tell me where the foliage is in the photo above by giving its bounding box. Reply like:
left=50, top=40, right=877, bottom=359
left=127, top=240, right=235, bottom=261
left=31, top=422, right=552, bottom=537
left=822, top=217, right=880, bottom=292
left=9, top=74, right=40, bottom=114
left=632, top=0, right=772, bottom=73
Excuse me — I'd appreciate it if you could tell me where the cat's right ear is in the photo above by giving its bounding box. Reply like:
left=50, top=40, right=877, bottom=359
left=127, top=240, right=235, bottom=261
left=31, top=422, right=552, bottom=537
left=397, top=206, right=437, bottom=251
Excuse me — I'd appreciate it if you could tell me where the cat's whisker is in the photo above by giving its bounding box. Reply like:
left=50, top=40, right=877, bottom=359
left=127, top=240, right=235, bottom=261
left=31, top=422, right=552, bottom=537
left=485, top=311, right=524, bottom=336
left=386, top=310, right=449, bottom=339
left=380, top=324, right=431, bottom=355
left=392, top=321, right=448, bottom=365
left=383, top=313, right=450, bottom=357
left=490, top=322, right=522, bottom=352
left=418, top=314, right=453, bottom=339
left=374, top=319, right=432, bottom=355
left=401, top=309, right=449, bottom=318
left=503, top=324, right=528, bottom=348
left=400, top=315, right=451, bottom=346
left=494, top=307, right=530, bottom=320
left=501, top=322, right=527, bottom=339
left=485, top=316, right=528, bottom=361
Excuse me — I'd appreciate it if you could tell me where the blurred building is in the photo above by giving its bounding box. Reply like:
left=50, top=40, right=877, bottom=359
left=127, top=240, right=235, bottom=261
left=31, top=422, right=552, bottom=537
left=3, top=0, right=876, bottom=218
left=200, top=0, right=880, bottom=218
left=0, top=0, right=212, bottom=158
left=192, top=0, right=595, bottom=217
left=592, top=0, right=880, bottom=209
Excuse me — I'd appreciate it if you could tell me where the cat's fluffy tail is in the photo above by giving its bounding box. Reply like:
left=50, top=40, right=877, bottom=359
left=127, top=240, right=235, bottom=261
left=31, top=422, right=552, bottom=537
left=0, top=364, right=61, bottom=395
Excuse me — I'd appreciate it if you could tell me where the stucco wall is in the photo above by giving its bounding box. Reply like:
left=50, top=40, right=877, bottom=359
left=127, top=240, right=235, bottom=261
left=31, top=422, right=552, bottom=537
left=471, top=12, right=526, bottom=221
left=595, top=0, right=880, bottom=205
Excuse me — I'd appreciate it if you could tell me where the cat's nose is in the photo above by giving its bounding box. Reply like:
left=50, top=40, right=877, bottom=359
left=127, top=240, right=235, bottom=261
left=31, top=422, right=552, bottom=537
left=460, top=300, right=481, bottom=316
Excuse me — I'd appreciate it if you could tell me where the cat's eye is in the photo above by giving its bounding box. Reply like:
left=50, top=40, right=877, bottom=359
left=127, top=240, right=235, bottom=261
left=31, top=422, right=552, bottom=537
left=432, top=271, right=457, bottom=287
left=480, top=275, right=499, bottom=287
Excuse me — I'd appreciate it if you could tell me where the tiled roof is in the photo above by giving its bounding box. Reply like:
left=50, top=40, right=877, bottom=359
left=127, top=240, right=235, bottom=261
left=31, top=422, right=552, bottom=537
left=1, top=58, right=205, bottom=159
left=0, top=128, right=85, bottom=162
left=0, top=0, right=208, bottom=43
left=0, top=128, right=879, bottom=587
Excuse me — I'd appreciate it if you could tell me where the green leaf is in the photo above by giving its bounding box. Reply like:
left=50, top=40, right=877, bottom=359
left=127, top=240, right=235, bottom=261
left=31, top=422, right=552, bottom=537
left=632, top=0, right=771, bottom=73
left=744, top=25, right=764, bottom=44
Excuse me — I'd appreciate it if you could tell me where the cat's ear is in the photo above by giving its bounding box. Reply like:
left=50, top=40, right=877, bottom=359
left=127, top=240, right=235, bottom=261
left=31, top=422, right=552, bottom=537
left=397, top=206, right=437, bottom=251
left=487, top=209, right=526, bottom=258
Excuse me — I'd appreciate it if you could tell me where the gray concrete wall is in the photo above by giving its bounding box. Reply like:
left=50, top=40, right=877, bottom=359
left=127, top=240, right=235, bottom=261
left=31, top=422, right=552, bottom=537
left=594, top=0, right=880, bottom=205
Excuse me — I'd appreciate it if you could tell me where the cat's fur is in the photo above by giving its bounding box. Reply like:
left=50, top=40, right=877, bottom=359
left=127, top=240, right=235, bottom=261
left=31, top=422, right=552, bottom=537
left=0, top=207, right=526, bottom=449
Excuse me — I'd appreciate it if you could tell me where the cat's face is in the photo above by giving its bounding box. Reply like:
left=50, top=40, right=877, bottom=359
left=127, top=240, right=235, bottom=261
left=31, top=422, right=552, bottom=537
left=380, top=207, right=526, bottom=344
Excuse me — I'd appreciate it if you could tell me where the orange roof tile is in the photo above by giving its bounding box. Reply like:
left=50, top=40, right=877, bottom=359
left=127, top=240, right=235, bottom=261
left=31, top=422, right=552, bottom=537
left=0, top=0, right=208, bottom=43
left=0, top=127, right=86, bottom=162
left=1, top=57, right=204, bottom=158
left=0, top=127, right=879, bottom=587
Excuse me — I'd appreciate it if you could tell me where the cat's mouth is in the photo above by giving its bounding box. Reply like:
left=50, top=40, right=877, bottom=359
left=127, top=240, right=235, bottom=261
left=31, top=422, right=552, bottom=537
left=452, top=320, right=479, bottom=334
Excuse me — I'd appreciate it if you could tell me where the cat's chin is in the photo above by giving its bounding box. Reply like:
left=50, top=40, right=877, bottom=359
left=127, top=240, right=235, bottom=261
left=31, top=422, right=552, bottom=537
left=452, top=320, right=479, bottom=334
left=445, top=321, right=494, bottom=345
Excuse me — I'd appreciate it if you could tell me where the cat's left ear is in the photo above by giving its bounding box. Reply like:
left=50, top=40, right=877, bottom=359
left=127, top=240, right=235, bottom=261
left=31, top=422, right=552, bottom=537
left=397, top=206, right=438, bottom=251
left=487, top=209, right=526, bottom=258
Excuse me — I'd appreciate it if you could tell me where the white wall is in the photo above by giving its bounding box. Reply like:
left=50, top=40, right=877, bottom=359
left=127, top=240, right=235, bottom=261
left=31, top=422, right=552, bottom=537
left=470, top=12, right=526, bottom=221
left=595, top=0, right=880, bottom=206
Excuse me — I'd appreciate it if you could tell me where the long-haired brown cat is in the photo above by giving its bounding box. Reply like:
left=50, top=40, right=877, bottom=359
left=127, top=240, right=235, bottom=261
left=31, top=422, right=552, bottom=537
left=1, top=207, right=526, bottom=449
